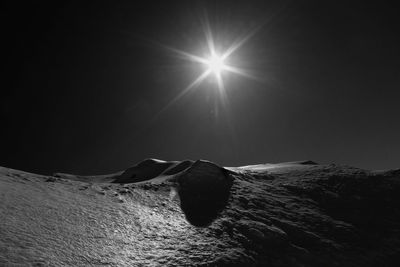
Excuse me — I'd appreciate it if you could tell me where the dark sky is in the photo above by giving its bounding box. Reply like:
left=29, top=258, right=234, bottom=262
left=2, top=1, right=400, bottom=175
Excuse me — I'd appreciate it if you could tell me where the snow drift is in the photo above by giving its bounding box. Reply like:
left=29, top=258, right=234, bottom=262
left=1, top=160, right=400, bottom=266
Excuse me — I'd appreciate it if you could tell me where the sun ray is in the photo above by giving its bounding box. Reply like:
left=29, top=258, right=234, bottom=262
left=221, top=24, right=262, bottom=60
left=221, top=3, right=289, bottom=61
left=201, top=13, right=216, bottom=56
left=216, top=73, right=225, bottom=93
left=216, top=72, right=229, bottom=109
left=155, top=69, right=211, bottom=117
left=223, top=65, right=260, bottom=81
left=162, top=45, right=208, bottom=64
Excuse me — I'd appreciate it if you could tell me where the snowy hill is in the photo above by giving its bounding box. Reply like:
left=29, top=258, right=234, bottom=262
left=1, top=160, right=400, bottom=266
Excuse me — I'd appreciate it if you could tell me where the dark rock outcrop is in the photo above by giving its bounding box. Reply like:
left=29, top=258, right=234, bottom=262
left=175, top=160, right=233, bottom=226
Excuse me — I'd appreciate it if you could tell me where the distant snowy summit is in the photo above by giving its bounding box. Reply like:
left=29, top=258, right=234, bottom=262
left=52, top=158, right=319, bottom=184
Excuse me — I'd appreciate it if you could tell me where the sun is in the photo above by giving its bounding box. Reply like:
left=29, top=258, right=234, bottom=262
left=155, top=16, right=260, bottom=114
left=206, top=53, right=226, bottom=76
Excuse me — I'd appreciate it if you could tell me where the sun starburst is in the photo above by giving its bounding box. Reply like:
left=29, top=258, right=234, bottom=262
left=152, top=16, right=262, bottom=117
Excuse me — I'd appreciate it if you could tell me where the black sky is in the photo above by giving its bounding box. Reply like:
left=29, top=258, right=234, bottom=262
left=2, top=1, right=400, bottom=175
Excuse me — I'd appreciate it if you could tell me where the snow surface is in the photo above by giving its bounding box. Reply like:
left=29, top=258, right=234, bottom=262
left=1, top=160, right=400, bottom=266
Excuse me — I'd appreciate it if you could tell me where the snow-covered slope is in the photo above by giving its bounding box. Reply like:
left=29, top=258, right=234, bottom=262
left=1, top=160, right=399, bottom=266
